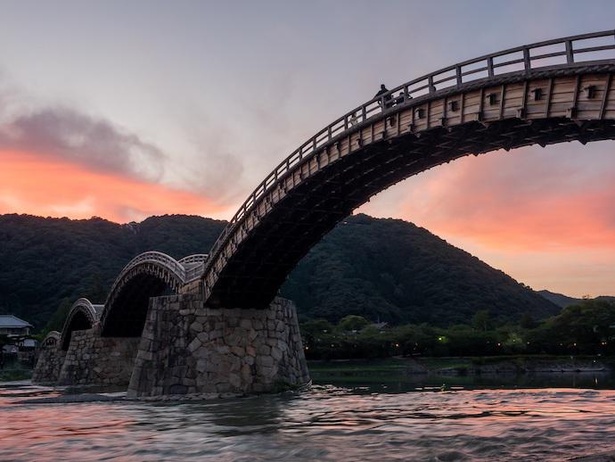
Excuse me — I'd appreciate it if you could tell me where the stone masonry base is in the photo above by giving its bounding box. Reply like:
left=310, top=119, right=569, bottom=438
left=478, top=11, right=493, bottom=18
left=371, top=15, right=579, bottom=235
left=127, top=295, right=311, bottom=398
left=57, top=325, right=140, bottom=386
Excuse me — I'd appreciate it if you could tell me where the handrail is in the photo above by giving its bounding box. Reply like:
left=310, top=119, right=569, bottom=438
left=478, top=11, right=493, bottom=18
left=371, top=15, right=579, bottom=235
left=121, top=251, right=186, bottom=278
left=178, top=254, right=209, bottom=265
left=104, top=251, right=187, bottom=308
left=204, top=30, right=615, bottom=276
left=181, top=254, right=208, bottom=281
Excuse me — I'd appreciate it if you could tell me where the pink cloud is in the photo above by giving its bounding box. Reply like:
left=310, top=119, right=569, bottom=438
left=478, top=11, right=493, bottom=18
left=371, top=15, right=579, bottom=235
left=393, top=142, right=615, bottom=251
left=0, top=149, right=225, bottom=223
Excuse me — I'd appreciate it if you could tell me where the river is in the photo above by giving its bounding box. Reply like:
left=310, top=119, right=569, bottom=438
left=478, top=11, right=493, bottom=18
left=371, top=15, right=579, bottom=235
left=2, top=371, right=615, bottom=461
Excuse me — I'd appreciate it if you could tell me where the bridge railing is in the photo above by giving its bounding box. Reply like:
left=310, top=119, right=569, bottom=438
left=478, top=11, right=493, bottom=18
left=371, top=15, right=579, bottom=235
left=121, top=251, right=186, bottom=278
left=104, top=251, right=187, bottom=306
left=180, top=254, right=209, bottom=281
left=204, top=30, right=615, bottom=277
left=178, top=254, right=209, bottom=265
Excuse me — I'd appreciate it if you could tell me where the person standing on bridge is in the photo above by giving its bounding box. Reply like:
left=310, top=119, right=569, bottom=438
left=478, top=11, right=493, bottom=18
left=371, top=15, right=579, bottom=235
left=375, top=84, right=393, bottom=109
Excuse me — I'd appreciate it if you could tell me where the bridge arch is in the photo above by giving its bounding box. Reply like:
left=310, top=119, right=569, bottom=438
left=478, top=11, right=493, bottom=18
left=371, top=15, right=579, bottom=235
left=60, top=298, right=103, bottom=351
left=41, top=331, right=61, bottom=350
left=201, top=30, right=615, bottom=309
left=100, top=251, right=187, bottom=337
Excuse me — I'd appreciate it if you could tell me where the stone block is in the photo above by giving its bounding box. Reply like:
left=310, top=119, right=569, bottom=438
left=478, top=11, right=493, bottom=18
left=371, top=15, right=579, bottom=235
left=187, top=337, right=202, bottom=353
left=270, top=347, right=283, bottom=361
left=231, top=346, right=245, bottom=357
left=257, top=344, right=271, bottom=356
left=239, top=318, right=252, bottom=329
left=228, top=373, right=241, bottom=389
left=190, top=321, right=204, bottom=333
left=168, top=383, right=188, bottom=395
left=217, top=345, right=230, bottom=354
left=258, top=355, right=274, bottom=368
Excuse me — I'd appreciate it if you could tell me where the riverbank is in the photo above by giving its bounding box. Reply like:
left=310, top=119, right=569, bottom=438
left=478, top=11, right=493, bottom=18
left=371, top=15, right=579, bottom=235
left=0, top=366, right=32, bottom=382
left=310, top=355, right=613, bottom=374
left=416, top=355, right=612, bottom=375
left=308, top=355, right=615, bottom=390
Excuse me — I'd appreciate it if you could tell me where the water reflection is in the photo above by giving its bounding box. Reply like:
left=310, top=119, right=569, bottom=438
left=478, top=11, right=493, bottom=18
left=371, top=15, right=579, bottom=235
left=2, top=379, right=615, bottom=461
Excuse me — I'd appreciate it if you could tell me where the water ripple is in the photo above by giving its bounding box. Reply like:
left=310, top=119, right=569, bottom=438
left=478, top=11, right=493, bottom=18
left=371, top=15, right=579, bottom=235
left=2, top=383, right=615, bottom=461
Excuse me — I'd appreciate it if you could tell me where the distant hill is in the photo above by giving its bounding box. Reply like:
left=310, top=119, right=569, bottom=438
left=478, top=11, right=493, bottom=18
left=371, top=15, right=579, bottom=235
left=539, top=290, right=615, bottom=308
left=281, top=214, right=560, bottom=325
left=0, top=213, right=226, bottom=329
left=537, top=290, right=582, bottom=308
left=0, top=213, right=560, bottom=331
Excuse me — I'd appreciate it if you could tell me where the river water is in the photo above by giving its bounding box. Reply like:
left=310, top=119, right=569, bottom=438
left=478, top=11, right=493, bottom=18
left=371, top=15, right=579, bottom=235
left=2, top=373, right=615, bottom=461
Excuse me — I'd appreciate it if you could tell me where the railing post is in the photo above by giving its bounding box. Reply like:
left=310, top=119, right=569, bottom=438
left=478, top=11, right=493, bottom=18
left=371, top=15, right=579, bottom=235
left=565, top=40, right=574, bottom=64
left=456, top=65, right=462, bottom=86
left=523, top=47, right=531, bottom=74
left=487, top=56, right=494, bottom=77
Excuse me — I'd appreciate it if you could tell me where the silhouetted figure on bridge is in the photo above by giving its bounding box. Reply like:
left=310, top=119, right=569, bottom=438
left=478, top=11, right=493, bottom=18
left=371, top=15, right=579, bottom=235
left=375, top=84, right=393, bottom=109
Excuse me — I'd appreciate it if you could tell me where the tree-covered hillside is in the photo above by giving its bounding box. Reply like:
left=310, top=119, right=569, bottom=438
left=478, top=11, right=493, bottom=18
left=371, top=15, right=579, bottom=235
left=0, top=213, right=560, bottom=331
left=281, top=214, right=560, bottom=325
left=0, top=214, right=226, bottom=328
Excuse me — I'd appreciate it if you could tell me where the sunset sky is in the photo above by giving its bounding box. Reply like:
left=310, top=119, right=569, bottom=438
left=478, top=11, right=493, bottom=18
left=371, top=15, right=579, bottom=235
left=1, top=0, right=614, bottom=297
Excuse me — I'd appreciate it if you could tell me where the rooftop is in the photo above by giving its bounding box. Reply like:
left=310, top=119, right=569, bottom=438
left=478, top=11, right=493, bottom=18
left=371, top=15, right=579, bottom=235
left=0, top=315, right=33, bottom=329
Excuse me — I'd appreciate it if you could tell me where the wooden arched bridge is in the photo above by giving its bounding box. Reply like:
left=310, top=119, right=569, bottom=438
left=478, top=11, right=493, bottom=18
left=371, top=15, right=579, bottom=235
left=199, top=30, right=615, bottom=310
left=37, top=30, right=615, bottom=397
left=100, top=251, right=207, bottom=336
left=81, top=29, right=615, bottom=340
left=58, top=253, right=208, bottom=342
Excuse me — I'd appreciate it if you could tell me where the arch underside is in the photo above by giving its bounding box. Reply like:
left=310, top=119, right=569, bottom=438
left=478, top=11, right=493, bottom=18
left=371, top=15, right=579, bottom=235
left=206, top=117, right=615, bottom=309
left=100, top=252, right=188, bottom=337
left=101, top=273, right=175, bottom=337
left=62, top=312, right=92, bottom=350
left=60, top=299, right=102, bottom=350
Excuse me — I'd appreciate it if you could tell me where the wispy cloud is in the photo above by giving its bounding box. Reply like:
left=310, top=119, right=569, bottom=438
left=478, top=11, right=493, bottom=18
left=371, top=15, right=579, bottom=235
left=0, top=75, right=245, bottom=217
left=0, top=105, right=166, bottom=183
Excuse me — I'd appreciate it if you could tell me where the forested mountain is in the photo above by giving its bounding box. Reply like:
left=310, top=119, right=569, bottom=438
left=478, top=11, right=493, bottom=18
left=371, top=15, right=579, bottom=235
left=281, top=214, right=560, bottom=325
left=0, top=213, right=560, bottom=331
left=0, top=214, right=226, bottom=329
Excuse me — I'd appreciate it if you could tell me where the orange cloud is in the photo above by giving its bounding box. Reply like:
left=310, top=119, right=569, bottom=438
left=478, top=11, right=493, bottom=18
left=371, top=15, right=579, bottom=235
left=393, top=143, right=615, bottom=252
left=358, top=141, right=615, bottom=296
left=0, top=149, right=227, bottom=223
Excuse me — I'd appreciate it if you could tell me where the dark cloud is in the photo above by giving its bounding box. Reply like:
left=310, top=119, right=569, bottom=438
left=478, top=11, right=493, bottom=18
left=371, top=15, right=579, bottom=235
left=0, top=105, right=166, bottom=182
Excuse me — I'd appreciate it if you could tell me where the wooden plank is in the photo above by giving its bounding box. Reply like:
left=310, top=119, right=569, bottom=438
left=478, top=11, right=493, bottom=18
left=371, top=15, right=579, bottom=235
left=502, top=81, right=526, bottom=119
left=398, top=108, right=413, bottom=133
left=429, top=98, right=445, bottom=127
left=544, top=78, right=554, bottom=118
left=599, top=74, right=612, bottom=119
left=446, top=97, right=462, bottom=126
left=462, top=90, right=481, bottom=120
left=481, top=85, right=501, bottom=121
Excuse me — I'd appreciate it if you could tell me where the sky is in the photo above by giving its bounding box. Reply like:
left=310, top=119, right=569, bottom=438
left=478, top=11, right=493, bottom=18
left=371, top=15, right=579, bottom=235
left=0, top=0, right=614, bottom=297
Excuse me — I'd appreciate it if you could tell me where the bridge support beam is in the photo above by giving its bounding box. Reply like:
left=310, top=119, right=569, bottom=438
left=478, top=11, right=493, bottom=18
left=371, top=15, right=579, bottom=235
left=127, top=295, right=311, bottom=398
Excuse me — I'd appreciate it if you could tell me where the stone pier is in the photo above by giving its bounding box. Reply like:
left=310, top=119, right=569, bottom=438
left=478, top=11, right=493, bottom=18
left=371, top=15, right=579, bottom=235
left=57, top=325, right=141, bottom=387
left=127, top=295, right=311, bottom=398
left=33, top=326, right=140, bottom=387
left=32, top=332, right=65, bottom=385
